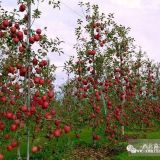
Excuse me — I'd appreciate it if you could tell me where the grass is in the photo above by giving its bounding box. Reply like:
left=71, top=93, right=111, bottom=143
left=112, top=128, right=160, bottom=160
left=3, top=128, right=160, bottom=159
left=112, top=152, right=160, bottom=160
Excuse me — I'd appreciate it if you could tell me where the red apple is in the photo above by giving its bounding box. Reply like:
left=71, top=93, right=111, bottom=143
left=29, top=37, right=35, bottom=44
left=19, top=46, right=25, bottom=52
left=34, top=34, right=40, bottom=41
left=64, top=125, right=71, bottom=133
left=13, top=37, right=19, bottom=44
left=19, top=4, right=26, bottom=12
left=0, top=153, right=4, bottom=160
left=87, top=50, right=96, bottom=55
left=7, top=145, right=13, bottom=151
left=10, top=27, right=17, bottom=33
left=32, top=146, right=39, bottom=153
left=11, top=141, right=18, bottom=148
left=3, top=20, right=9, bottom=28
left=10, top=124, right=18, bottom=131
left=53, top=129, right=61, bottom=138
left=36, top=29, right=41, bottom=34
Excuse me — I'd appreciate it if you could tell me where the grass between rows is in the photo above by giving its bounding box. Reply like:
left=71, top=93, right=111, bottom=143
left=3, top=127, right=160, bottom=160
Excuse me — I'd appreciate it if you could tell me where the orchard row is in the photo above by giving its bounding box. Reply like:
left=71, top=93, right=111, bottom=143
left=0, top=1, right=159, bottom=160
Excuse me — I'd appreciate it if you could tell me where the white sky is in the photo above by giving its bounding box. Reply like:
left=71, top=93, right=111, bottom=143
left=2, top=0, right=160, bottom=89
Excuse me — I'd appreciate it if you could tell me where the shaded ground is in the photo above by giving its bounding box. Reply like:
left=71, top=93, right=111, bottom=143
left=69, top=146, right=112, bottom=160
left=65, top=143, right=126, bottom=160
